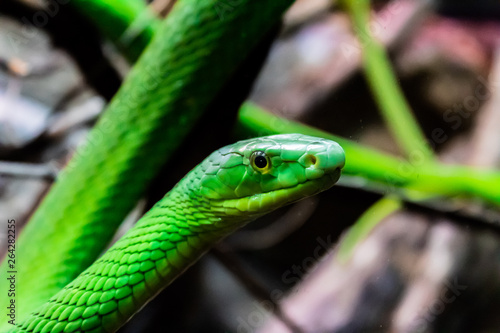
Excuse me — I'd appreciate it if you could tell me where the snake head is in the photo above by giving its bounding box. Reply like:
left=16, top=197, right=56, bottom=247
left=197, top=134, right=345, bottom=218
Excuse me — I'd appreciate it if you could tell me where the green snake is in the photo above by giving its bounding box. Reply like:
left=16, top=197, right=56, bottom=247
left=10, top=134, right=344, bottom=332
left=0, top=0, right=297, bottom=325
left=0, top=0, right=348, bottom=331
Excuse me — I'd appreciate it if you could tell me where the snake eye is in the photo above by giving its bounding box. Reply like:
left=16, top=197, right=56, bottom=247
left=250, top=151, right=271, bottom=173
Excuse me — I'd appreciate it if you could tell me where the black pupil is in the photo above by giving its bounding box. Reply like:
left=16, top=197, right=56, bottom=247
left=255, top=155, right=267, bottom=168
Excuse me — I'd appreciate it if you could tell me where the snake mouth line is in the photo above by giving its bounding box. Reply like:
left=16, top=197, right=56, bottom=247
left=282, top=167, right=342, bottom=195
left=211, top=168, right=342, bottom=213
left=278, top=167, right=341, bottom=192
left=258, top=167, right=342, bottom=198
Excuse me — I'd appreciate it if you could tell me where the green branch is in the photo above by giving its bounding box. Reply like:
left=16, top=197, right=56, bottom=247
left=337, top=197, right=401, bottom=262
left=69, top=0, right=161, bottom=62
left=341, top=0, right=434, bottom=162
left=237, top=102, right=500, bottom=206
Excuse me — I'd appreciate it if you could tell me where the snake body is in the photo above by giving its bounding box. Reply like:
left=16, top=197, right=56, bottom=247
left=0, top=0, right=296, bottom=324
left=11, top=134, right=344, bottom=332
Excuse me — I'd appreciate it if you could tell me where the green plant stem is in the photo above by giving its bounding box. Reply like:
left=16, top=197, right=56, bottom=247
left=237, top=102, right=500, bottom=206
left=69, top=0, right=161, bottom=62
left=341, top=0, right=434, bottom=162
left=337, top=196, right=402, bottom=262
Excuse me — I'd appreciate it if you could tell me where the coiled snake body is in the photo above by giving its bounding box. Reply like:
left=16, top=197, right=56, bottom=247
left=11, top=134, right=345, bottom=332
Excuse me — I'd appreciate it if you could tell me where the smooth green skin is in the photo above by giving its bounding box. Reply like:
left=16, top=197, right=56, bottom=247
left=11, top=134, right=345, bottom=332
left=0, top=0, right=296, bottom=327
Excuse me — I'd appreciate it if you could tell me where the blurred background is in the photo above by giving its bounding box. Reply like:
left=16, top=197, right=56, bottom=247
left=1, top=0, right=500, bottom=332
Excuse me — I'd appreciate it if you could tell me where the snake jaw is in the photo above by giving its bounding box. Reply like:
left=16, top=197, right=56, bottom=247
left=209, top=166, right=342, bottom=217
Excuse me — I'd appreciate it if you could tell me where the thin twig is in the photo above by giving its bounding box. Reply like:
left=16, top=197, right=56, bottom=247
left=149, top=0, right=176, bottom=17
left=336, top=175, right=500, bottom=230
left=0, top=161, right=59, bottom=180
left=212, top=243, right=304, bottom=333
left=46, top=96, right=105, bottom=138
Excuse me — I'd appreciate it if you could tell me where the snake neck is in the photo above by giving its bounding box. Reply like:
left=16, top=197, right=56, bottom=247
left=14, top=169, right=253, bottom=333
left=153, top=160, right=260, bottom=228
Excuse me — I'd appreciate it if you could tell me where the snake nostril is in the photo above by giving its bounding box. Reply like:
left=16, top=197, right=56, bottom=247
left=305, top=154, right=317, bottom=167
